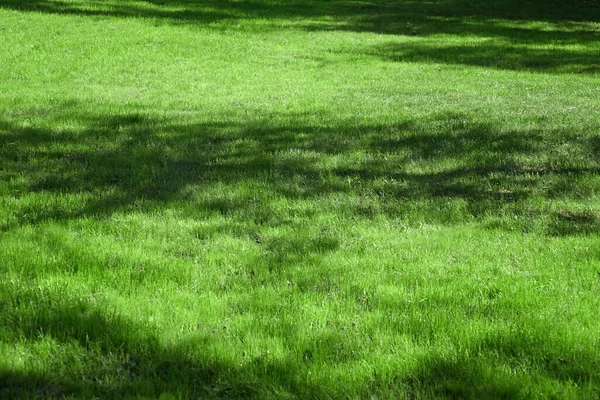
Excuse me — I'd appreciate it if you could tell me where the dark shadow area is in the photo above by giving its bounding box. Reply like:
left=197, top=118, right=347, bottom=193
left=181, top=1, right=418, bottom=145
left=548, top=209, right=600, bottom=236
left=359, top=40, right=600, bottom=73
left=2, top=0, right=599, bottom=24
left=397, top=332, right=600, bottom=399
left=592, top=136, right=600, bottom=158
left=1, top=108, right=599, bottom=236
left=0, top=290, right=320, bottom=398
left=2, top=1, right=598, bottom=74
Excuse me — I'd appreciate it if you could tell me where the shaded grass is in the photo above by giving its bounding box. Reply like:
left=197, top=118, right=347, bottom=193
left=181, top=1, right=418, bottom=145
left=2, top=0, right=599, bottom=74
left=2, top=109, right=599, bottom=235
left=2, top=224, right=599, bottom=398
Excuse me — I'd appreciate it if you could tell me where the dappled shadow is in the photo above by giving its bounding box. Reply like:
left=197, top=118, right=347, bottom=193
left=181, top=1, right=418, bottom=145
left=2, top=0, right=599, bottom=24
left=1, top=107, right=599, bottom=235
left=0, top=289, right=321, bottom=398
left=2, top=0, right=598, bottom=74
left=2, top=283, right=598, bottom=398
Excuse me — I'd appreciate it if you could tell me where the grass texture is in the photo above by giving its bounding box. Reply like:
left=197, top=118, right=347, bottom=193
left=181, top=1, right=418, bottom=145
left=1, top=0, right=600, bottom=398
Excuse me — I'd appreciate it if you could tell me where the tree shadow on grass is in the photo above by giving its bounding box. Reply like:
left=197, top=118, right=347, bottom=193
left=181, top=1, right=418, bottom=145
left=2, top=0, right=599, bottom=24
left=357, top=39, right=600, bottom=74
left=2, top=284, right=599, bottom=398
left=547, top=209, right=600, bottom=236
left=398, top=333, right=600, bottom=399
left=1, top=1, right=598, bottom=74
left=0, top=288, right=319, bottom=398
left=1, top=107, right=599, bottom=236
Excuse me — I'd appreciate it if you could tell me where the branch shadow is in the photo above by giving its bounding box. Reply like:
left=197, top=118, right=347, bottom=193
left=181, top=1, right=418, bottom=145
left=0, top=105, right=600, bottom=238
left=2, top=1, right=598, bottom=74
left=2, top=0, right=599, bottom=24
left=1, top=107, right=599, bottom=237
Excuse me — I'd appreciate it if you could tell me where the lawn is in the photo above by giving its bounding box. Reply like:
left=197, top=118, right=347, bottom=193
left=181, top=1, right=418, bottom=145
left=1, top=0, right=600, bottom=398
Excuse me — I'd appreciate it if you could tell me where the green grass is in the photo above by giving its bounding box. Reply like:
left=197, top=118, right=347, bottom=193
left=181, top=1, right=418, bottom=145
left=1, top=0, right=600, bottom=398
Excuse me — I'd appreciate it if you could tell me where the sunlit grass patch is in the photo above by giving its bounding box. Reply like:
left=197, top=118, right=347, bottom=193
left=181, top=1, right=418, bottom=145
left=1, top=0, right=600, bottom=398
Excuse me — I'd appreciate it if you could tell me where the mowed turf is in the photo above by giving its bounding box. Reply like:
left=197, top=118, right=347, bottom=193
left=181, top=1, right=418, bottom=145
left=1, top=0, right=600, bottom=398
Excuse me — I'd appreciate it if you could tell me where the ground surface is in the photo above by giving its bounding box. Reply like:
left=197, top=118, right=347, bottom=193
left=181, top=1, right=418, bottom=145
left=1, top=0, right=600, bottom=398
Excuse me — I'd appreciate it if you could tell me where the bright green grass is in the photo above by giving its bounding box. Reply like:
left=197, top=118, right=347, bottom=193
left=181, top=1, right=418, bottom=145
left=1, top=0, right=600, bottom=398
